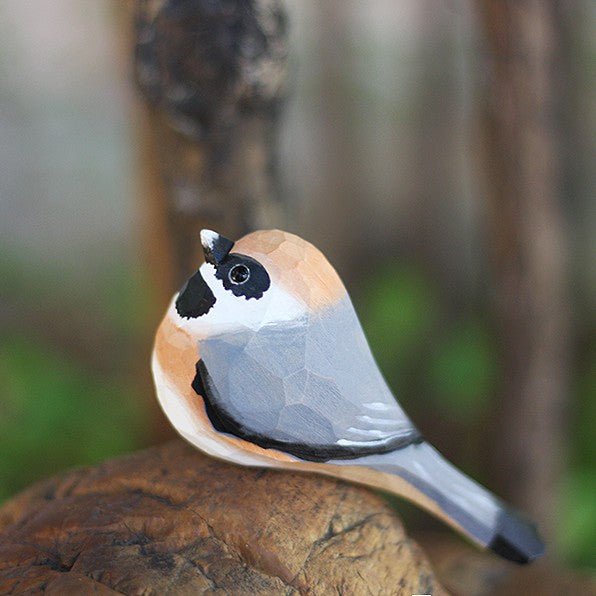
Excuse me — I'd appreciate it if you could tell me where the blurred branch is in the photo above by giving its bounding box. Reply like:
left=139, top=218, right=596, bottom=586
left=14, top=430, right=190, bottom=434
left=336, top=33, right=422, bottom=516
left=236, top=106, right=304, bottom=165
left=476, top=0, right=571, bottom=541
left=134, top=0, right=288, bottom=299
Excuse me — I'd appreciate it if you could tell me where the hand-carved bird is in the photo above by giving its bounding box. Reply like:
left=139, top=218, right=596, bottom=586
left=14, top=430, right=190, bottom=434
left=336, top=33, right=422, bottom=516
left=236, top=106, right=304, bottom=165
left=153, top=228, right=544, bottom=564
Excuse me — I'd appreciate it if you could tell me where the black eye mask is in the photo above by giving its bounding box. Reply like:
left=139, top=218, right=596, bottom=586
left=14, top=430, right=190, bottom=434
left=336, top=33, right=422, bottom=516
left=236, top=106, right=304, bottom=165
left=175, top=269, right=216, bottom=318
left=215, top=253, right=271, bottom=300
left=175, top=252, right=270, bottom=319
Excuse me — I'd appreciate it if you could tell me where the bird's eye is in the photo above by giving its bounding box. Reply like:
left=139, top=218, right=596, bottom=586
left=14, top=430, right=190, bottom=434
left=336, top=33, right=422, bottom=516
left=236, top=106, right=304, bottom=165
left=229, top=264, right=250, bottom=285
left=215, top=253, right=270, bottom=299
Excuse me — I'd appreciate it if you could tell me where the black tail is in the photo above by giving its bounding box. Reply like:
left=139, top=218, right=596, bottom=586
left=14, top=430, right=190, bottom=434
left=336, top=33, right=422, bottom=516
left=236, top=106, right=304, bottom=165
left=489, top=508, right=544, bottom=564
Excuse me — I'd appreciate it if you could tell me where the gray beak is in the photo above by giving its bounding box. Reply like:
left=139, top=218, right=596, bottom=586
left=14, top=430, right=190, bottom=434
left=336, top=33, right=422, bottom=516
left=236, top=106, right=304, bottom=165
left=200, top=229, right=234, bottom=265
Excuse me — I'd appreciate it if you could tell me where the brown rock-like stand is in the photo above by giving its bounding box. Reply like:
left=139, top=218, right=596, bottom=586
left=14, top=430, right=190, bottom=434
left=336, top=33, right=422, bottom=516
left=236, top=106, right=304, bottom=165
left=0, top=440, right=445, bottom=595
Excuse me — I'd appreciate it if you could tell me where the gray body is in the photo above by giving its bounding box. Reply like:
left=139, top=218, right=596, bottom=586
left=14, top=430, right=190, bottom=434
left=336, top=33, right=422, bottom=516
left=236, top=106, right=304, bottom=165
left=200, top=296, right=419, bottom=457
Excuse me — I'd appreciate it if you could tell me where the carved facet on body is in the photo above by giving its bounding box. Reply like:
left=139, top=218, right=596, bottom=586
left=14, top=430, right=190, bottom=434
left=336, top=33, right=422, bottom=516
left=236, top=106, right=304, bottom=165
left=152, top=228, right=545, bottom=565
left=197, top=295, right=421, bottom=461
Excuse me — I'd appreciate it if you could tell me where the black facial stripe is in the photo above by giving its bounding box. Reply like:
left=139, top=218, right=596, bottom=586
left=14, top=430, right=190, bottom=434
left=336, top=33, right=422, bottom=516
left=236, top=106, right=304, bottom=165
left=203, top=234, right=234, bottom=265
left=215, top=253, right=270, bottom=300
left=175, top=269, right=216, bottom=318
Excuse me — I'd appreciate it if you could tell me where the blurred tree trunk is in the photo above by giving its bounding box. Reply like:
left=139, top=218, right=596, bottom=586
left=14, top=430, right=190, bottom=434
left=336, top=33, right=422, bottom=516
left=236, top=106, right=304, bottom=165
left=132, top=0, right=288, bottom=440
left=308, top=1, right=364, bottom=283
left=134, top=0, right=288, bottom=305
left=476, top=0, right=571, bottom=542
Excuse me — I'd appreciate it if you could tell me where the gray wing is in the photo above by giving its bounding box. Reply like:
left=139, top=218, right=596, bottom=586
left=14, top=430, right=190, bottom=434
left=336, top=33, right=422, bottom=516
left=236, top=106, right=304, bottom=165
left=200, top=296, right=420, bottom=460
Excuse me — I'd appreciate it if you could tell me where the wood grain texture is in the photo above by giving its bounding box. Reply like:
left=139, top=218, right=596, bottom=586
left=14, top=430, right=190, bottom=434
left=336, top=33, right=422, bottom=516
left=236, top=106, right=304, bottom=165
left=0, top=441, right=446, bottom=595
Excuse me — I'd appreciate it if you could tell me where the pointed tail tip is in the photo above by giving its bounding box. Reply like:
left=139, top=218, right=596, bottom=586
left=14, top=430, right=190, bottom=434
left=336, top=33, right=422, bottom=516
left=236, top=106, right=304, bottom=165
left=489, top=509, right=545, bottom=564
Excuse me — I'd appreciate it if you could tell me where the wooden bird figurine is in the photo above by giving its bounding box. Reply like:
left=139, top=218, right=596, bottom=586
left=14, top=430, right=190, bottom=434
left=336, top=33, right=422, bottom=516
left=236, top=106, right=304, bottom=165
left=153, top=229, right=544, bottom=564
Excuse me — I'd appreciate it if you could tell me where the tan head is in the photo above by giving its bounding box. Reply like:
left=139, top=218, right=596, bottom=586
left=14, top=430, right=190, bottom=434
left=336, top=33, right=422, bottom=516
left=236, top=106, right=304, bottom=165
left=170, top=229, right=347, bottom=339
left=234, top=230, right=346, bottom=309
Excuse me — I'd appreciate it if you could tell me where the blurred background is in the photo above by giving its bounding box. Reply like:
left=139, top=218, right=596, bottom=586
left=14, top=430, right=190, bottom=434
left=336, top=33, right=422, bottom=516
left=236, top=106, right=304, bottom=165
left=0, top=0, right=594, bottom=576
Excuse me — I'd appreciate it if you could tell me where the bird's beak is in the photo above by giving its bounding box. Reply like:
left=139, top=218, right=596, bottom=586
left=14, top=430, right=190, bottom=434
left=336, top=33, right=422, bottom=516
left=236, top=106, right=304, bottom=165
left=200, top=229, right=234, bottom=265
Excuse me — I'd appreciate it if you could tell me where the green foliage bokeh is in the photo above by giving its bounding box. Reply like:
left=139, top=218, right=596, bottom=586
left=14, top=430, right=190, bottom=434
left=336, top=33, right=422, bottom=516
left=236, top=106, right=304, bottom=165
left=0, top=335, right=144, bottom=501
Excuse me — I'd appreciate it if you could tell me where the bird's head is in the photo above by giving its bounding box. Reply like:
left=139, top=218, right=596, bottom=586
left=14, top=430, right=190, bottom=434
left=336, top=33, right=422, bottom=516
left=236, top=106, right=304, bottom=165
left=170, top=229, right=347, bottom=339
